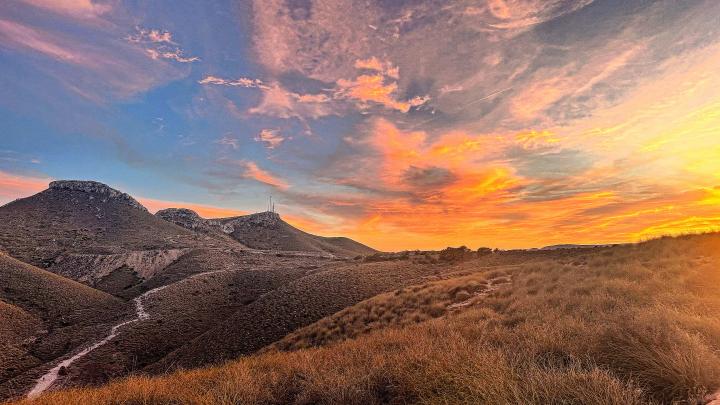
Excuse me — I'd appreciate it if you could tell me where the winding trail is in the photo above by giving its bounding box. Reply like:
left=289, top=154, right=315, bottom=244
left=25, top=249, right=338, bottom=398
left=28, top=281, right=173, bottom=398
left=447, top=275, right=512, bottom=309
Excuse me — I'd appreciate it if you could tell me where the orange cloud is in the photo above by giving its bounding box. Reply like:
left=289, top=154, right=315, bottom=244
left=354, top=57, right=399, bottom=79
left=336, top=74, right=430, bottom=113
left=0, top=171, right=50, bottom=204
left=139, top=198, right=248, bottom=219
left=239, top=161, right=289, bottom=189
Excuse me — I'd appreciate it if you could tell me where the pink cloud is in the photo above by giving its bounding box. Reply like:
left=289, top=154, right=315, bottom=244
left=199, top=76, right=332, bottom=121
left=145, top=48, right=199, bottom=63
left=19, top=0, right=111, bottom=19
left=127, top=27, right=175, bottom=44
left=336, top=74, right=429, bottom=113
left=0, top=171, right=50, bottom=205
left=0, top=19, right=92, bottom=65
left=139, top=197, right=248, bottom=219
left=254, top=129, right=285, bottom=149
left=0, top=19, right=188, bottom=99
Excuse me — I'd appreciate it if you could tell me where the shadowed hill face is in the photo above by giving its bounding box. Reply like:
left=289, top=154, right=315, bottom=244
left=157, top=208, right=376, bottom=257
left=0, top=181, right=201, bottom=267
left=0, top=253, right=127, bottom=397
left=0, top=253, right=123, bottom=323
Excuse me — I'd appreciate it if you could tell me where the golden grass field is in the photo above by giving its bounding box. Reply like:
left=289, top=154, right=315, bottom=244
left=11, top=233, right=720, bottom=405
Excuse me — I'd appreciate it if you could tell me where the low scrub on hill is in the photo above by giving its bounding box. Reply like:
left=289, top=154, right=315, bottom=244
left=13, top=233, right=720, bottom=405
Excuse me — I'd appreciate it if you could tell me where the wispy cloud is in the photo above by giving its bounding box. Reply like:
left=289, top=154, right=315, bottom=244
left=215, top=159, right=289, bottom=189
left=0, top=18, right=188, bottom=100
left=0, top=19, right=91, bottom=65
left=215, top=134, right=240, bottom=150
left=18, top=0, right=112, bottom=20
left=254, top=129, right=285, bottom=149
left=200, top=76, right=333, bottom=122
left=127, top=26, right=199, bottom=63
left=198, top=76, right=267, bottom=88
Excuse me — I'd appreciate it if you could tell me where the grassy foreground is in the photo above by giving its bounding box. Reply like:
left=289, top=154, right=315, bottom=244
left=13, top=234, right=720, bottom=404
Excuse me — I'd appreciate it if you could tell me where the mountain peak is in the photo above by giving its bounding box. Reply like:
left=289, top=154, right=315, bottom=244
left=48, top=180, right=147, bottom=212
left=156, top=208, right=202, bottom=220
left=242, top=211, right=281, bottom=224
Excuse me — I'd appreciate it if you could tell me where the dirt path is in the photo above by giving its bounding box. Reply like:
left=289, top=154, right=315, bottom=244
left=26, top=270, right=224, bottom=398
left=447, top=275, right=512, bottom=309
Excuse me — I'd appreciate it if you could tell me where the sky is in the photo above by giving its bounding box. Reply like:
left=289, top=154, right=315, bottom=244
left=1, top=0, right=720, bottom=251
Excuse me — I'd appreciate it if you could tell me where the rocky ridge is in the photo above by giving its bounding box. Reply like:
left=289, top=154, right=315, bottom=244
left=156, top=208, right=234, bottom=234
left=49, top=181, right=147, bottom=212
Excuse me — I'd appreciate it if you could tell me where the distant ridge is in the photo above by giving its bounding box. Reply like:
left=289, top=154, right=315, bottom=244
left=157, top=208, right=376, bottom=257
left=540, top=243, right=618, bottom=250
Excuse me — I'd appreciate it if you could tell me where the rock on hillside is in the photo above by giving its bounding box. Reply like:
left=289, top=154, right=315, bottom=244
left=156, top=208, right=233, bottom=234
left=48, top=180, right=147, bottom=212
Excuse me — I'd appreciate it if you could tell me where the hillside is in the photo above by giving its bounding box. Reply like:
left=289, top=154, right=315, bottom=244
left=145, top=258, right=454, bottom=371
left=0, top=254, right=126, bottom=399
left=12, top=233, right=720, bottom=405
left=0, top=180, right=393, bottom=401
left=0, top=181, right=202, bottom=268
left=0, top=181, right=232, bottom=294
left=157, top=209, right=376, bottom=257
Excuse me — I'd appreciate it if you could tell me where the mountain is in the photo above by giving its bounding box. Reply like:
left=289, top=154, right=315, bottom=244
left=0, top=181, right=218, bottom=293
left=0, top=180, right=390, bottom=400
left=157, top=209, right=376, bottom=257
left=0, top=181, right=201, bottom=267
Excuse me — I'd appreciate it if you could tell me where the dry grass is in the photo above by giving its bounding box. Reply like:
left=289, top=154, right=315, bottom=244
left=11, top=233, right=720, bottom=404
left=269, top=271, right=511, bottom=352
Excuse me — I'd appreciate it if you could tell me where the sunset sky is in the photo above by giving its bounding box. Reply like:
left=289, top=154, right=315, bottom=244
left=1, top=0, right=720, bottom=250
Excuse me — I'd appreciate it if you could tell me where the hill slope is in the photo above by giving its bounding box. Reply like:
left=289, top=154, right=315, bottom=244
left=13, top=233, right=720, bottom=405
left=0, top=181, right=201, bottom=267
left=0, top=253, right=126, bottom=398
left=157, top=209, right=376, bottom=257
left=0, top=181, right=217, bottom=291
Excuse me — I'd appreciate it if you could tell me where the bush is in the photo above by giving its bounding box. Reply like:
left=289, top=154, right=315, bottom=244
left=439, top=246, right=473, bottom=262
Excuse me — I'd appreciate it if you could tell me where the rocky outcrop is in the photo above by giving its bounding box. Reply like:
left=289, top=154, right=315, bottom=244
left=49, top=249, right=190, bottom=284
left=156, top=208, right=234, bottom=234
left=222, top=211, right=280, bottom=232
left=49, top=180, right=147, bottom=212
